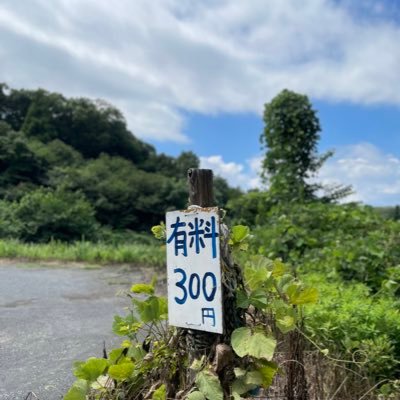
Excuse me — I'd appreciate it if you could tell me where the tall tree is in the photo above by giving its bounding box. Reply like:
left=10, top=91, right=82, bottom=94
left=261, top=89, right=350, bottom=202
left=394, top=205, right=400, bottom=221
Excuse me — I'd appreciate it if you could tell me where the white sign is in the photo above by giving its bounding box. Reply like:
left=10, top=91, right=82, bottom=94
left=166, top=207, right=223, bottom=334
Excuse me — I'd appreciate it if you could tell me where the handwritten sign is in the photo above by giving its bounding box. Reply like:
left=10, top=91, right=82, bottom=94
left=166, top=207, right=223, bottom=334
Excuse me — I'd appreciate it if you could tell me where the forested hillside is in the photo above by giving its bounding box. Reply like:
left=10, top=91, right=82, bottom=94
left=0, top=83, right=240, bottom=242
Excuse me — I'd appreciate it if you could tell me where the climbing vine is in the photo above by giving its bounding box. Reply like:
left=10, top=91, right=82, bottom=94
left=64, top=224, right=318, bottom=400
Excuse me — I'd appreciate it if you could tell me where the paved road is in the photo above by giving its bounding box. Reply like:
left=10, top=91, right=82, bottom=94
left=0, top=262, right=148, bottom=400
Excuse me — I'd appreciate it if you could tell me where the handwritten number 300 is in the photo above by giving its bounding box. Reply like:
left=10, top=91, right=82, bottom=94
left=174, top=268, right=217, bottom=304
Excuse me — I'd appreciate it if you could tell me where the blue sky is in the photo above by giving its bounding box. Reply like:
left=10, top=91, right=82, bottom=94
left=0, top=0, right=399, bottom=205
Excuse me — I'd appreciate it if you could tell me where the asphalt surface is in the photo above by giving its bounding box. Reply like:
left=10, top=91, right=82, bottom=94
left=0, top=262, right=148, bottom=400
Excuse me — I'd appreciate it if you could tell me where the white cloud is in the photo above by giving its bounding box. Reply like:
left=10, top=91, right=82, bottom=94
left=199, top=155, right=263, bottom=189
left=318, top=143, right=400, bottom=205
left=0, top=0, right=399, bottom=141
left=200, top=143, right=400, bottom=205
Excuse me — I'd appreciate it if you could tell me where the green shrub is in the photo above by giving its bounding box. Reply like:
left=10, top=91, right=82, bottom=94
left=14, top=188, right=98, bottom=242
left=305, top=274, right=400, bottom=382
left=250, top=202, right=400, bottom=291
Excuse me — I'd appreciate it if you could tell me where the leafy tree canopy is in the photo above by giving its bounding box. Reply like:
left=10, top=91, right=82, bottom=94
left=261, top=89, right=351, bottom=203
left=0, top=121, right=47, bottom=194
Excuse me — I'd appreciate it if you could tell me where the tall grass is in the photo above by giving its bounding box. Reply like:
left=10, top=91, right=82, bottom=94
left=0, top=239, right=166, bottom=267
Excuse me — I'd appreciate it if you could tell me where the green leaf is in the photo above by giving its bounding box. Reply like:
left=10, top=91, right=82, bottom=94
left=108, top=348, right=127, bottom=364
left=133, top=296, right=161, bottom=322
left=187, top=391, right=206, bottom=400
left=131, top=283, right=154, bottom=295
left=73, top=357, right=108, bottom=382
left=230, top=225, right=250, bottom=244
left=127, top=344, right=147, bottom=361
left=244, top=265, right=272, bottom=291
left=272, top=259, right=286, bottom=277
left=195, top=370, right=224, bottom=400
left=158, top=296, right=168, bottom=319
left=132, top=293, right=167, bottom=324
left=112, top=314, right=140, bottom=336
left=236, top=290, right=250, bottom=309
left=232, top=377, right=250, bottom=395
left=64, top=379, right=89, bottom=400
left=245, top=370, right=263, bottom=385
left=231, top=370, right=261, bottom=395
left=288, top=287, right=319, bottom=305
left=248, top=289, right=268, bottom=309
left=108, top=361, right=134, bottom=381
left=231, top=327, right=276, bottom=361
left=152, top=384, right=167, bottom=400
left=232, top=393, right=242, bottom=400
left=257, top=361, right=278, bottom=387
left=276, top=315, right=296, bottom=334
left=151, top=223, right=166, bottom=240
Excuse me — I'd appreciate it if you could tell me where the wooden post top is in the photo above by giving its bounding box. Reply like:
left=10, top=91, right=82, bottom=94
left=187, top=168, right=214, bottom=208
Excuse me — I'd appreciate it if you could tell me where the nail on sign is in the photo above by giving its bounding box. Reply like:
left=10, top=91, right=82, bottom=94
left=166, top=207, right=223, bottom=334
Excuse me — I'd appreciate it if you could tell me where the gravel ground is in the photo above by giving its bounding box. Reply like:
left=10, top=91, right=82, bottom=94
left=0, top=262, right=149, bottom=400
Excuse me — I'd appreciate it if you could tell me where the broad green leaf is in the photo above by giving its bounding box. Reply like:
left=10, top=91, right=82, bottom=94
left=152, top=384, right=166, bottom=400
left=272, top=259, right=286, bottom=277
left=231, top=327, right=276, bottom=361
left=232, top=377, right=250, bottom=395
left=289, top=287, right=319, bottom=305
left=108, top=348, right=126, bottom=364
left=73, top=357, right=108, bottom=382
left=108, top=361, right=134, bottom=381
left=244, top=266, right=272, bottom=291
left=285, top=283, right=301, bottom=300
left=231, top=370, right=260, bottom=395
left=276, top=315, right=296, bottom=334
left=245, top=370, right=263, bottom=385
left=133, top=296, right=161, bottom=322
left=131, top=283, right=154, bottom=295
left=248, top=289, right=268, bottom=309
left=277, top=274, right=295, bottom=292
left=232, top=393, right=242, bottom=400
left=230, top=225, right=250, bottom=244
left=195, top=370, right=223, bottom=400
left=257, top=361, right=278, bottom=387
left=187, top=391, right=206, bottom=400
left=64, top=379, right=88, bottom=400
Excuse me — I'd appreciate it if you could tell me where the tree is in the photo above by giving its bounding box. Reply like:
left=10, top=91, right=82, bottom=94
left=20, top=88, right=154, bottom=165
left=51, top=155, right=187, bottom=231
left=0, top=122, right=47, bottom=196
left=14, top=188, right=98, bottom=242
left=261, top=89, right=350, bottom=202
left=394, top=205, right=400, bottom=221
left=0, top=83, right=34, bottom=131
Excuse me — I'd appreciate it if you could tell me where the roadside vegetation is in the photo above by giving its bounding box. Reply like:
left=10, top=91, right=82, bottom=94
left=1, top=83, right=399, bottom=398
left=0, top=239, right=165, bottom=267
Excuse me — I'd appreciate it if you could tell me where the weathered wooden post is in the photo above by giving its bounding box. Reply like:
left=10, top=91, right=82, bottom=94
left=186, top=169, right=219, bottom=358
left=165, top=168, right=243, bottom=398
left=186, top=169, right=244, bottom=397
